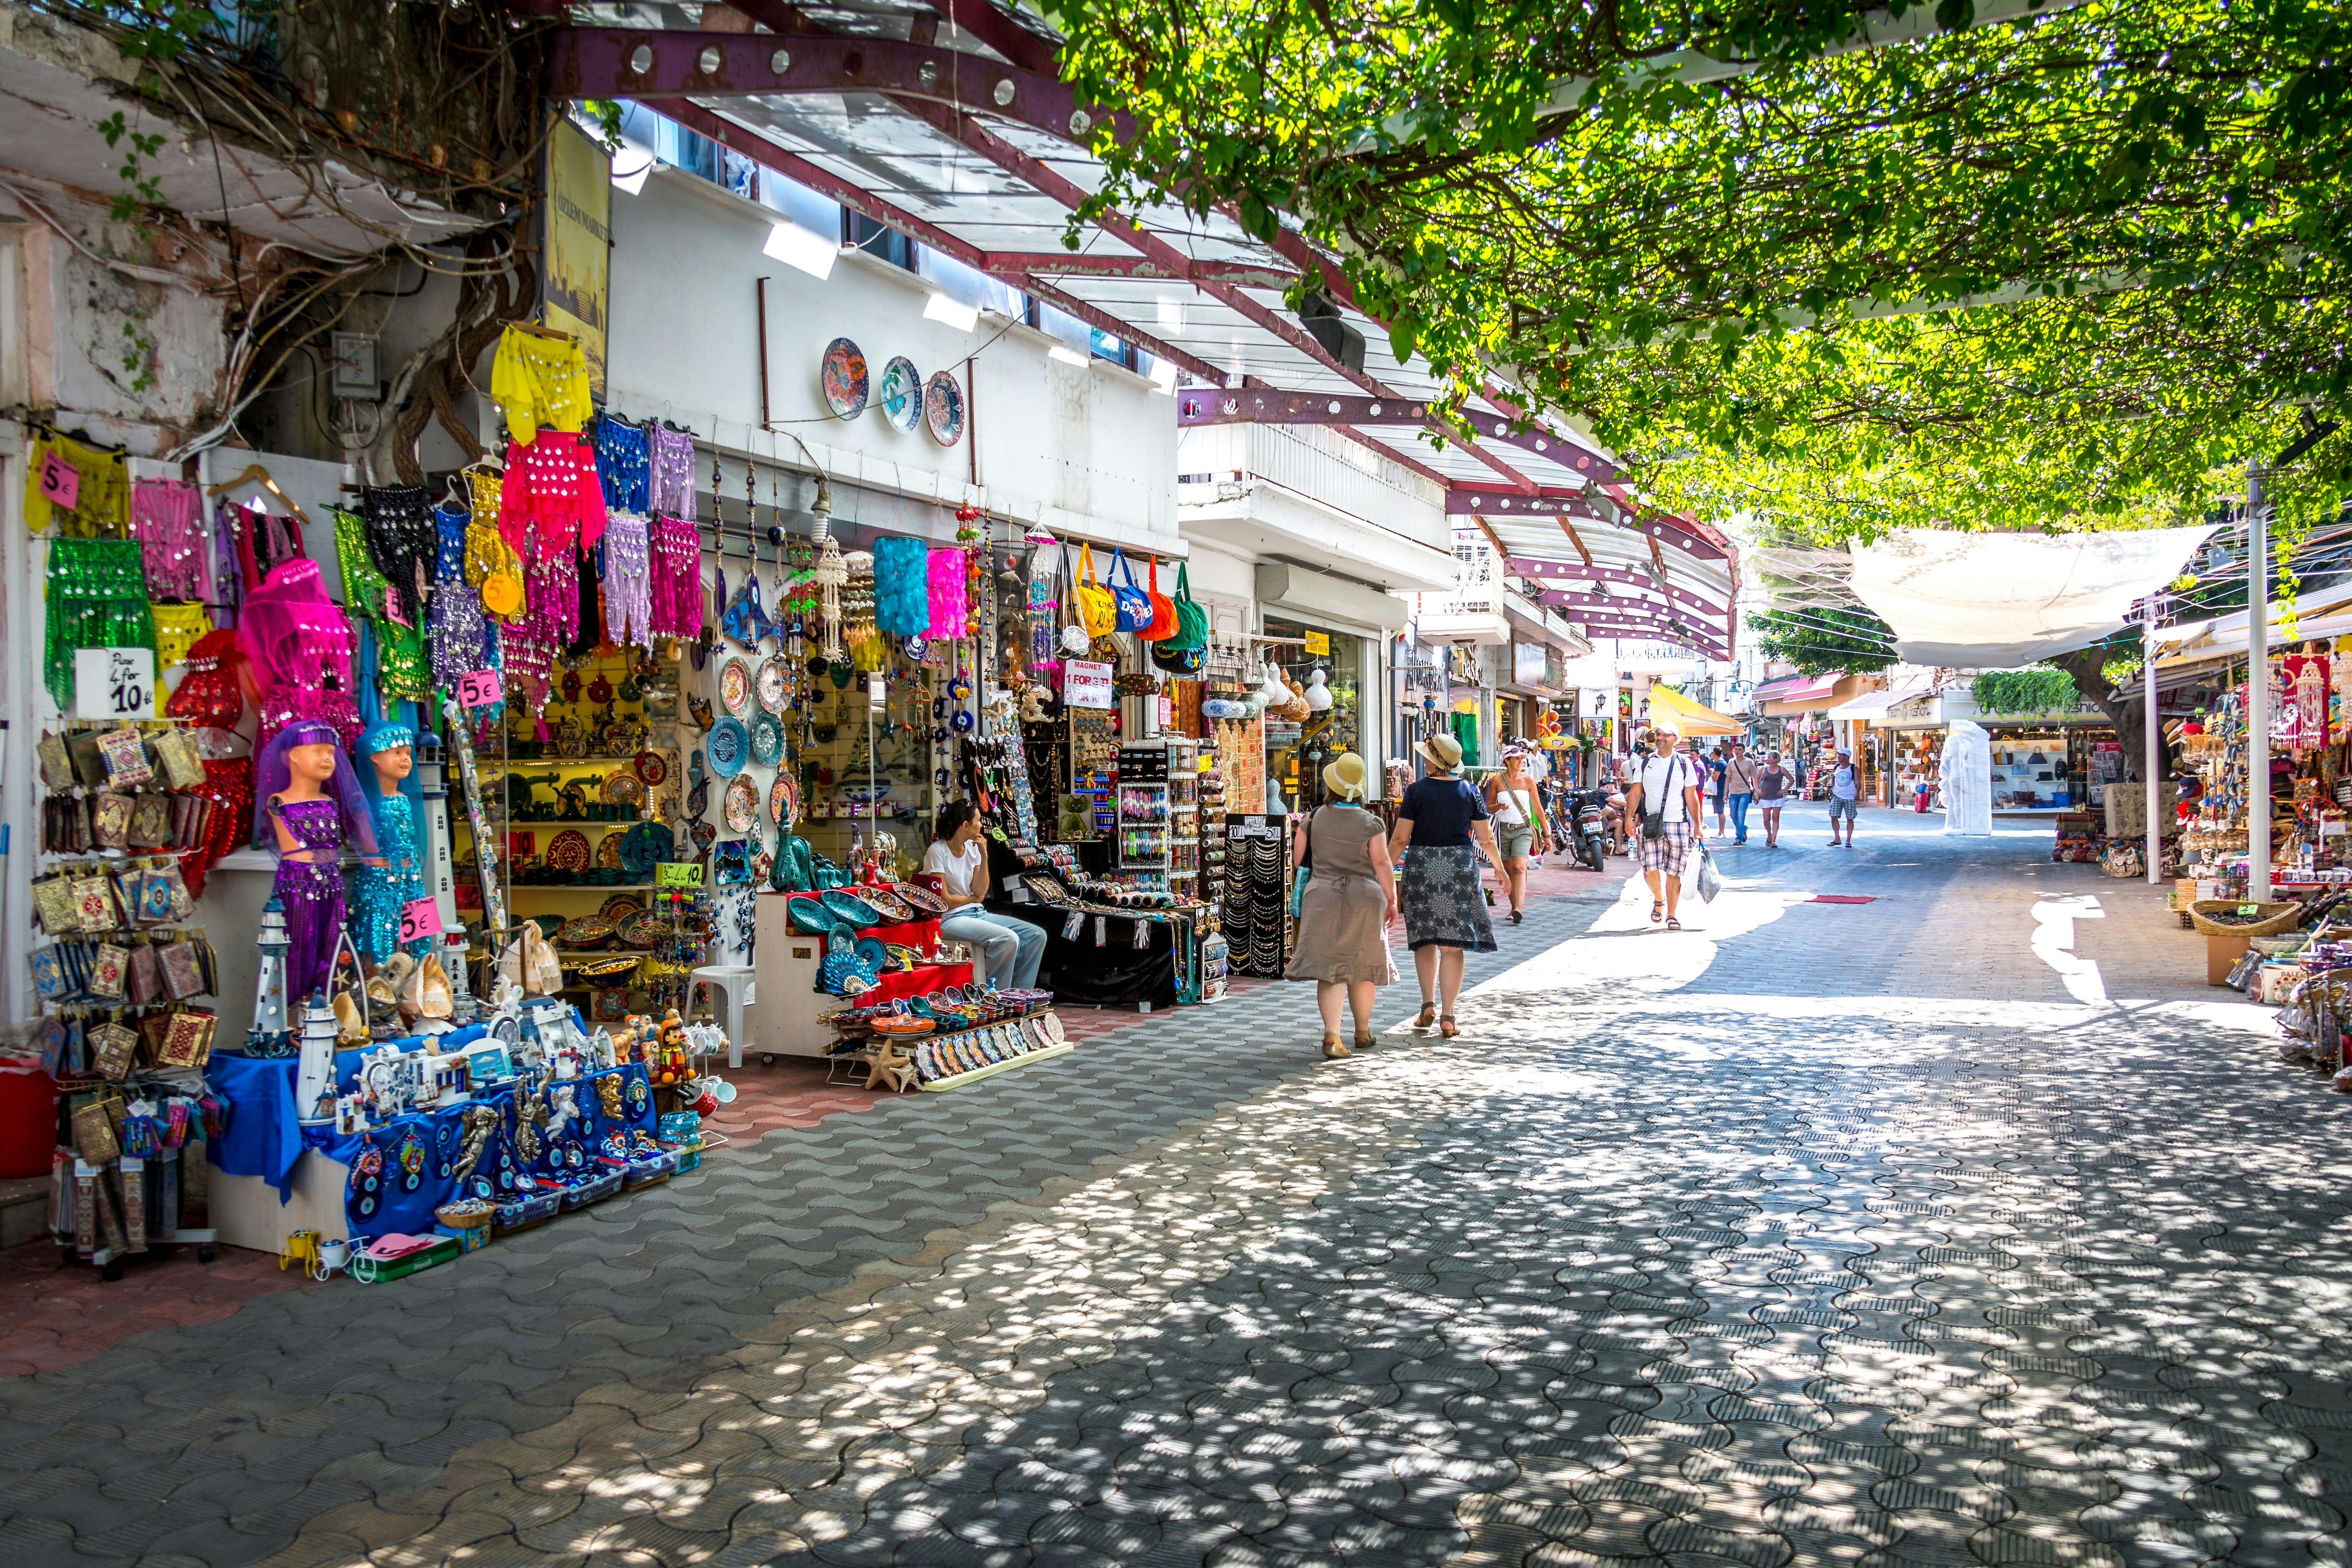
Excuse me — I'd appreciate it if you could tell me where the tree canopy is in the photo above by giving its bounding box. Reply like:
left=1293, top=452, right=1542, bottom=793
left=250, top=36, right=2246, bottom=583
left=1044, top=0, right=2352, bottom=541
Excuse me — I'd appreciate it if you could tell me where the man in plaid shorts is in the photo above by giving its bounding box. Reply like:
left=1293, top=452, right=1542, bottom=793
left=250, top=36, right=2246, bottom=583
left=1623, top=724, right=1706, bottom=930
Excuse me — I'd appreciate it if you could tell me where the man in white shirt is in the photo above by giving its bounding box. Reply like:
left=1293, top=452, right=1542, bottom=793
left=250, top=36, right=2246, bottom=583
left=1828, top=748, right=1861, bottom=847
left=1621, top=724, right=1706, bottom=929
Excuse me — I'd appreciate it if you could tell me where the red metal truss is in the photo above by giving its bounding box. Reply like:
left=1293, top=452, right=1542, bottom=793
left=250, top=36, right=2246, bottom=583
left=1506, top=558, right=1729, bottom=620
left=932, top=0, right=1059, bottom=74
left=991, top=253, right=1299, bottom=287
left=1451, top=483, right=1727, bottom=563
left=1175, top=387, right=1612, bottom=478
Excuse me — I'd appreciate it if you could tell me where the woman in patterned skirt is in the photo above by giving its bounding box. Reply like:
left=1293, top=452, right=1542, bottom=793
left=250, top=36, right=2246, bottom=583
left=1389, top=732, right=1501, bottom=1039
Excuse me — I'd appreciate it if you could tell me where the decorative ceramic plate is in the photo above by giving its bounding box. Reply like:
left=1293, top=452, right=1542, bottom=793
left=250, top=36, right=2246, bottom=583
left=563, top=916, right=616, bottom=951
left=719, top=658, right=752, bottom=715
left=924, top=370, right=966, bottom=446
left=618, top=910, right=668, bottom=950
left=756, top=654, right=791, bottom=715
left=546, top=830, right=592, bottom=873
left=769, top=773, right=799, bottom=827
left=860, top=886, right=914, bottom=923
left=879, top=356, right=922, bottom=433
left=527, top=914, right=566, bottom=942
left=601, top=770, right=645, bottom=806
left=822, top=337, right=869, bottom=420
left=707, top=717, right=750, bottom=778
left=890, top=881, right=947, bottom=917
left=723, top=774, right=759, bottom=833
left=599, top=894, right=645, bottom=922
left=749, top=711, right=785, bottom=767
left=596, top=833, right=624, bottom=868
left=634, top=749, right=669, bottom=788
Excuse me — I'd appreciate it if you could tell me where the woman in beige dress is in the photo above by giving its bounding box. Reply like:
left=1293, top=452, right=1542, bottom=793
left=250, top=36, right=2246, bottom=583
left=1285, top=752, right=1400, bottom=1059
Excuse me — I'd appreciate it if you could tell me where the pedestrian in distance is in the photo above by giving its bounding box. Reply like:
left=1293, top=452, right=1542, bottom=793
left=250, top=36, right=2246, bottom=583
left=1721, top=737, right=1760, bottom=845
left=1284, top=752, right=1400, bottom=1059
left=1482, top=744, right=1550, bottom=925
left=1707, top=741, right=1730, bottom=838
left=1623, top=723, right=1705, bottom=930
left=1828, top=748, right=1862, bottom=846
left=1755, top=750, right=1790, bottom=848
left=1391, top=732, right=1502, bottom=1040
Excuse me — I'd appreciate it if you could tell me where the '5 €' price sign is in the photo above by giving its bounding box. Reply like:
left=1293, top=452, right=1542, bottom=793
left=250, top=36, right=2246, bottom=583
left=453, top=669, right=504, bottom=708
left=398, top=898, right=445, bottom=945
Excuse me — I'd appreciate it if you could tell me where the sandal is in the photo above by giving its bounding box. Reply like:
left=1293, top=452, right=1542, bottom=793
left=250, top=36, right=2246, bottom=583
left=1509, top=909, right=1524, bottom=924
left=1666, top=916, right=1682, bottom=931
left=1438, top=1016, right=1460, bottom=1039
left=1413, top=1003, right=1437, bottom=1031
left=1322, top=1033, right=1351, bottom=1059
left=1651, top=900, right=1665, bottom=923
left=1354, top=1031, right=1377, bottom=1051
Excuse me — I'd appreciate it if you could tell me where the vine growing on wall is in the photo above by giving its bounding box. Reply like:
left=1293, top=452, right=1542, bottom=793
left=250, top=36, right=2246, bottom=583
left=1971, top=669, right=2080, bottom=717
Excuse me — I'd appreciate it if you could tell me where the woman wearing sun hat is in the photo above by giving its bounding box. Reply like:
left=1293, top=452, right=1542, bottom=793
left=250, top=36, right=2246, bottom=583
left=1389, top=732, right=1502, bottom=1039
left=1284, top=751, right=1399, bottom=1058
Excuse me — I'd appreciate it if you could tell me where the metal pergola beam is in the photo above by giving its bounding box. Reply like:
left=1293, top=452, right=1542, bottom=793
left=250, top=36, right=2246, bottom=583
left=989, top=253, right=1299, bottom=287
left=1453, top=484, right=1728, bottom=562
left=549, top=30, right=1131, bottom=145
left=1176, top=388, right=1601, bottom=480
left=1509, top=558, right=1729, bottom=619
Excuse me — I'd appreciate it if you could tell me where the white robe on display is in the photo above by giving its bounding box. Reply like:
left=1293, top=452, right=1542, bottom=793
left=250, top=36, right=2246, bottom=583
left=1942, top=720, right=1993, bottom=836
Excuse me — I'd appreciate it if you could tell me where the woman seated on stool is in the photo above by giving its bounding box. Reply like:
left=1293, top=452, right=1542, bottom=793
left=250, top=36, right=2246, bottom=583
left=926, top=801, right=1046, bottom=989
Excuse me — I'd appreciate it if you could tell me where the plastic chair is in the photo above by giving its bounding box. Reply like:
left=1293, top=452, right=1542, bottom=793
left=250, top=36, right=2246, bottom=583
left=690, top=964, right=758, bottom=1069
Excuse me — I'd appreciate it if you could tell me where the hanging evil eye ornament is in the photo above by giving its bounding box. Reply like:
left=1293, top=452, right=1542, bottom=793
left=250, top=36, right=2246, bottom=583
left=906, top=635, right=927, bottom=661
left=560, top=668, right=582, bottom=705
left=626, top=1075, right=650, bottom=1118
left=351, top=1136, right=384, bottom=1219
left=588, top=671, right=615, bottom=704
left=435, top=1116, right=460, bottom=1180
left=952, top=708, right=975, bottom=733
left=397, top=1126, right=428, bottom=1192
left=494, top=1145, right=521, bottom=1193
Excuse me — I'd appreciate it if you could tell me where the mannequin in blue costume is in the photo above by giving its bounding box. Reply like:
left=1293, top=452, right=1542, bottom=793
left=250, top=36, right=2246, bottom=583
left=349, top=720, right=429, bottom=962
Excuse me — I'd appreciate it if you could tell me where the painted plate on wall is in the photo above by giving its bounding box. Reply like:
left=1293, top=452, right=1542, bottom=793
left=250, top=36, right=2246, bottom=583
left=749, top=711, right=785, bottom=767
left=756, top=654, right=791, bottom=714
left=879, top=356, right=923, bottom=433
left=821, top=337, right=869, bottom=420
left=723, top=775, right=759, bottom=834
left=769, top=773, right=799, bottom=827
left=924, top=370, right=966, bottom=446
left=719, top=657, right=752, bottom=716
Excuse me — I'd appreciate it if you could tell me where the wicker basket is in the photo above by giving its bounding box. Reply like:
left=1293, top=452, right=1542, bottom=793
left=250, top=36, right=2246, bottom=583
left=2188, top=899, right=2303, bottom=938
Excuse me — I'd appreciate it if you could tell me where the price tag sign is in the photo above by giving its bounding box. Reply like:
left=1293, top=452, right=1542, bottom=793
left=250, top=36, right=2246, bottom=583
left=72, top=647, right=154, bottom=719
left=38, top=450, right=80, bottom=510
left=1303, top=629, right=1330, bottom=656
left=656, top=860, right=705, bottom=888
left=454, top=668, right=503, bottom=708
left=1063, top=659, right=1114, bottom=709
left=398, top=897, right=444, bottom=944
left=2238, top=902, right=2260, bottom=916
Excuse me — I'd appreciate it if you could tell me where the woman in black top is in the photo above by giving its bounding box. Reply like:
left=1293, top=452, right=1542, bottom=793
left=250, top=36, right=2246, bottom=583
left=1389, top=732, right=1502, bottom=1039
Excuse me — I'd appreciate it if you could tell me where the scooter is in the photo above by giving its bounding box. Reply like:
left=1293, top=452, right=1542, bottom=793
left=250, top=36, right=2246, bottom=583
left=1565, top=787, right=1614, bottom=872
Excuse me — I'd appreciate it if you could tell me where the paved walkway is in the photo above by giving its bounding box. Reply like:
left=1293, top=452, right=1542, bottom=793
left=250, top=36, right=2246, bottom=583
left=7, top=807, right=2349, bottom=1568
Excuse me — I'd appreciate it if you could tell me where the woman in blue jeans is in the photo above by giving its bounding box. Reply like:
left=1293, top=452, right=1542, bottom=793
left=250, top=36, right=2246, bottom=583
left=925, top=802, right=1047, bottom=989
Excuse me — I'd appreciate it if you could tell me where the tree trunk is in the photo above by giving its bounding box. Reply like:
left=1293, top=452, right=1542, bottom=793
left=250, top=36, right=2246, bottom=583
left=2047, top=646, right=2157, bottom=782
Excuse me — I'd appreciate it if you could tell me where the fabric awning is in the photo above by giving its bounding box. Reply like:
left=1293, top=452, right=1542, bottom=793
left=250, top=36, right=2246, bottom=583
left=1850, top=526, right=2216, bottom=666
left=1826, top=682, right=1936, bottom=723
left=1647, top=684, right=1745, bottom=736
left=1754, top=672, right=1844, bottom=705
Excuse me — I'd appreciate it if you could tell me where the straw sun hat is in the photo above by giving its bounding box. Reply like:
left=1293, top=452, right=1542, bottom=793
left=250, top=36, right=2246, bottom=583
left=1320, top=751, right=1370, bottom=801
left=1417, top=732, right=1464, bottom=772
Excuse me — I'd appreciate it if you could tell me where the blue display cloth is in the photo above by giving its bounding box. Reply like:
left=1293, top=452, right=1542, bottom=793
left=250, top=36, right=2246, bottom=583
left=304, top=1062, right=657, bottom=1246
left=204, top=1052, right=302, bottom=1200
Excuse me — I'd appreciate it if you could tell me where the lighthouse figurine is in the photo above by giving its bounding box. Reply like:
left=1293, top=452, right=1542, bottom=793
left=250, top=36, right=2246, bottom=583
left=294, top=993, right=341, bottom=1127
left=248, top=897, right=294, bottom=1048
left=442, top=930, right=477, bottom=1025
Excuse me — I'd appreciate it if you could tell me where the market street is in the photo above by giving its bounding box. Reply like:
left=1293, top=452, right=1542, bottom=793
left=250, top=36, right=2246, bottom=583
left=3, top=807, right=2344, bottom=1567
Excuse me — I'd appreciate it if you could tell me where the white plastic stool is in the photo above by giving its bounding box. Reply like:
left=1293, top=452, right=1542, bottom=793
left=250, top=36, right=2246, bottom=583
left=690, top=965, right=757, bottom=1069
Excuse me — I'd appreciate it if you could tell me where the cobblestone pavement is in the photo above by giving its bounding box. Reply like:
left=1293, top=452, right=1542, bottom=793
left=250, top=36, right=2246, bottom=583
left=8, top=811, right=2352, bottom=1568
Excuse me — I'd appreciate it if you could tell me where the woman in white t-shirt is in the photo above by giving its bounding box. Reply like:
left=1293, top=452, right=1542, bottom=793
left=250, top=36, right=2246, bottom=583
left=924, top=802, right=1047, bottom=989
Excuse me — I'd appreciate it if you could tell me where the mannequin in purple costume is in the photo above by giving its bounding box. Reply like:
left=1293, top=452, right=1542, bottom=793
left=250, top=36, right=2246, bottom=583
left=270, top=798, right=348, bottom=1001
left=254, top=720, right=381, bottom=1005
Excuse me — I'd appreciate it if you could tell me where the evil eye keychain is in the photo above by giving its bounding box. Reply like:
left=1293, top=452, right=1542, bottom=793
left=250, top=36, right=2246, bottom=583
left=626, top=1075, right=651, bottom=1117
left=436, top=1116, right=460, bottom=1180
left=397, top=1127, right=428, bottom=1193
left=352, top=1136, right=384, bottom=1219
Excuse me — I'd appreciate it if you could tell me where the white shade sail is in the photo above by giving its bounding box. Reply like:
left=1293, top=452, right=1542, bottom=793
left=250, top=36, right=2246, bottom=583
left=1849, top=526, right=2216, bottom=667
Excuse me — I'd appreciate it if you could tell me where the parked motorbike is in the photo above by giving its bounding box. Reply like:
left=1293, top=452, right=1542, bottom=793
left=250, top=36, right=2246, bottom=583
left=1565, top=787, right=1613, bottom=872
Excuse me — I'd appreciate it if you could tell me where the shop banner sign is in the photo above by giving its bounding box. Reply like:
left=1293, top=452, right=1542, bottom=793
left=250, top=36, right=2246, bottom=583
left=73, top=647, right=153, bottom=719
left=543, top=117, right=612, bottom=397
left=1064, top=659, right=1114, bottom=709
left=2281, top=654, right=2329, bottom=749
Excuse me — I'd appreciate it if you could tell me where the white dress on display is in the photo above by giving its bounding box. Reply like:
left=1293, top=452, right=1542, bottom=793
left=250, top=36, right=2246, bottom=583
left=1942, top=720, right=1993, bottom=835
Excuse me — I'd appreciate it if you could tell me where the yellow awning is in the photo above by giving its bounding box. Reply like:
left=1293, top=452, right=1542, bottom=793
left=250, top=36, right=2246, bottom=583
left=1646, top=684, right=1744, bottom=736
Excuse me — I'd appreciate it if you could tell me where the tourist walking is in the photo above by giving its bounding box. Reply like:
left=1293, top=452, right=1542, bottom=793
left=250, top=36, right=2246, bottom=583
left=926, top=802, right=1048, bottom=988
left=1391, top=732, right=1502, bottom=1039
left=1721, top=739, right=1760, bottom=845
left=1706, top=742, right=1730, bottom=837
left=1482, top=744, right=1550, bottom=924
left=1755, top=751, right=1790, bottom=848
left=1623, top=724, right=1705, bottom=930
left=1285, top=752, right=1400, bottom=1059
left=1828, top=748, right=1861, bottom=846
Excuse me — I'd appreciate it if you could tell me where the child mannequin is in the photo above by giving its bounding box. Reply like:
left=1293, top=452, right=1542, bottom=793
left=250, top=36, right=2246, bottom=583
left=349, top=720, right=428, bottom=963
